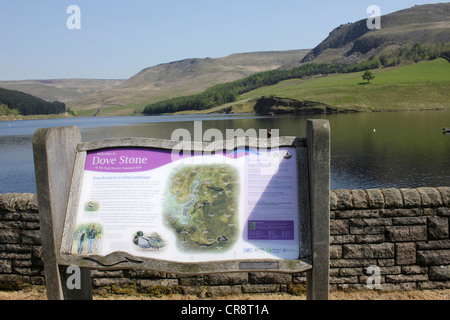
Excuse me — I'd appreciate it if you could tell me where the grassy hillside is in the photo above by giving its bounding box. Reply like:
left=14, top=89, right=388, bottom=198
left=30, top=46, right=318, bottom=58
left=0, top=79, right=125, bottom=103
left=238, top=58, right=450, bottom=112
left=67, top=50, right=309, bottom=116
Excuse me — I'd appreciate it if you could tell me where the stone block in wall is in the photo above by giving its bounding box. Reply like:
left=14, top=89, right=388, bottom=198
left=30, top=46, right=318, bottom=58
left=0, top=194, right=18, bottom=212
left=329, top=268, right=339, bottom=277
left=90, top=270, right=124, bottom=278
left=5, top=244, right=32, bottom=254
left=92, top=277, right=134, bottom=287
left=123, top=269, right=166, bottom=279
left=330, top=235, right=355, bottom=244
left=0, top=274, right=25, bottom=290
left=385, top=225, right=427, bottom=242
left=329, top=275, right=358, bottom=284
left=417, top=187, right=443, bottom=207
left=392, top=217, right=426, bottom=225
left=292, top=273, right=307, bottom=284
left=382, top=208, right=423, bottom=218
left=335, top=209, right=381, bottom=219
left=31, top=246, right=43, bottom=268
left=14, top=194, right=36, bottom=212
left=330, top=259, right=377, bottom=268
left=0, top=221, right=23, bottom=229
left=241, top=284, right=281, bottom=293
left=351, top=189, right=369, bottom=209
left=0, top=259, right=12, bottom=273
left=180, top=285, right=204, bottom=296
left=0, top=212, right=21, bottom=222
left=334, top=189, right=353, bottom=209
left=417, top=250, right=450, bottom=265
left=248, top=272, right=292, bottom=284
left=402, top=266, right=427, bottom=274
left=330, top=191, right=337, bottom=210
left=350, top=218, right=392, bottom=227
left=395, top=243, right=416, bottom=265
left=21, top=230, right=41, bottom=245
left=343, top=243, right=394, bottom=259
left=330, top=219, right=349, bottom=235
left=30, top=276, right=45, bottom=286
left=137, top=279, right=179, bottom=290
left=13, top=259, right=32, bottom=268
left=0, top=229, right=21, bottom=244
left=330, top=245, right=343, bottom=259
left=350, top=226, right=384, bottom=235
left=385, top=274, right=428, bottom=283
left=383, top=188, right=403, bottom=208
left=21, top=213, right=39, bottom=223
left=377, top=266, right=402, bottom=275
left=382, top=282, right=417, bottom=291
left=355, top=234, right=385, bottom=243
left=377, top=259, right=395, bottom=267
left=339, top=267, right=363, bottom=276
left=418, top=281, right=450, bottom=290
left=178, top=275, right=204, bottom=286
left=205, top=273, right=248, bottom=286
left=0, top=194, right=38, bottom=213
left=423, top=208, right=437, bottom=216
left=400, top=188, right=421, bottom=208
left=428, top=217, right=449, bottom=240
left=337, top=283, right=374, bottom=291
left=437, top=207, right=450, bottom=217
left=366, top=189, right=385, bottom=208
left=206, top=285, right=242, bottom=297
left=437, top=187, right=450, bottom=206
left=428, top=265, right=450, bottom=281
left=417, top=240, right=450, bottom=250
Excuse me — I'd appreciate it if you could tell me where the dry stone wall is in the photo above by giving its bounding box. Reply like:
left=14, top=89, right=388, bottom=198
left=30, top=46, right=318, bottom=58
left=0, top=187, right=449, bottom=295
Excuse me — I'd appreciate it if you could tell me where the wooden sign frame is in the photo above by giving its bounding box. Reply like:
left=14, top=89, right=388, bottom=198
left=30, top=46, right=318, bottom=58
left=33, top=119, right=330, bottom=300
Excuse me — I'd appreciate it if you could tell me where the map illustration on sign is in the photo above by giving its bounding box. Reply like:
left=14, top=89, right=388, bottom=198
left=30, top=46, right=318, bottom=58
left=163, top=164, right=239, bottom=253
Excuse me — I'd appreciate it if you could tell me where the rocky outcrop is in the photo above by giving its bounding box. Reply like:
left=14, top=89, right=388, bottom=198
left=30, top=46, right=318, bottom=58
left=253, top=96, right=351, bottom=115
left=301, top=3, right=450, bottom=64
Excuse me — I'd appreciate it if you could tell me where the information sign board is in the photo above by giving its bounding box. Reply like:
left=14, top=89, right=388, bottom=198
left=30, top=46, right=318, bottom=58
left=70, top=146, right=299, bottom=263
left=34, top=120, right=329, bottom=300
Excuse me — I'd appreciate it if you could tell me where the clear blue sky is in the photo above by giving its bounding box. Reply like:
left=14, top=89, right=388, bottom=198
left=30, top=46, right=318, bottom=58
left=0, top=0, right=445, bottom=80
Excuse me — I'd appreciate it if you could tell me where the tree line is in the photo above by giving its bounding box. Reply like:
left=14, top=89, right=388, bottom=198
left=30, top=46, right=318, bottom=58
left=142, top=42, right=450, bottom=115
left=0, top=87, right=66, bottom=115
left=378, top=42, right=450, bottom=67
left=142, top=59, right=382, bottom=115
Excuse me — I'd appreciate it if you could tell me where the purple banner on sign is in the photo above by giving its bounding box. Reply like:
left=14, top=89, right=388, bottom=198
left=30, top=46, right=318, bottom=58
left=247, top=220, right=294, bottom=240
left=85, top=147, right=252, bottom=173
left=85, top=148, right=174, bottom=172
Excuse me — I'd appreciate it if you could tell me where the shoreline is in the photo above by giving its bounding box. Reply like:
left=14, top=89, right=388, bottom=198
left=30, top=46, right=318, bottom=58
left=1, top=106, right=450, bottom=122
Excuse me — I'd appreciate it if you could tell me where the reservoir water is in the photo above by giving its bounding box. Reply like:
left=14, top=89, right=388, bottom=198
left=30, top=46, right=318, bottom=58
left=0, top=110, right=449, bottom=194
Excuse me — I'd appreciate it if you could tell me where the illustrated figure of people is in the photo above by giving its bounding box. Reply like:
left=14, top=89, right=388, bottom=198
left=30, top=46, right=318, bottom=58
left=77, top=229, right=86, bottom=254
left=95, top=234, right=102, bottom=253
left=87, top=225, right=97, bottom=254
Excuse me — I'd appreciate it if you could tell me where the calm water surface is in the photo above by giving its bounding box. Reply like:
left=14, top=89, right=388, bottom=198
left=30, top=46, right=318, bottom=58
left=0, top=111, right=449, bottom=194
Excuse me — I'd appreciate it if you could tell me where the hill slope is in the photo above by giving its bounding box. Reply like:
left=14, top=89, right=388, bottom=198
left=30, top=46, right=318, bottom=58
left=240, top=58, right=450, bottom=112
left=0, top=79, right=125, bottom=103
left=67, top=50, right=309, bottom=116
left=300, top=3, right=450, bottom=64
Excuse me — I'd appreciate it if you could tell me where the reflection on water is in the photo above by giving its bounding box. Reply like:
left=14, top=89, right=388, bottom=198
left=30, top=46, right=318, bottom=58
left=0, top=111, right=449, bottom=194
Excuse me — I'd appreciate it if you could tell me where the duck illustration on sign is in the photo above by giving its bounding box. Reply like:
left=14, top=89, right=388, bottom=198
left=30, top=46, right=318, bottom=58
left=132, top=231, right=167, bottom=251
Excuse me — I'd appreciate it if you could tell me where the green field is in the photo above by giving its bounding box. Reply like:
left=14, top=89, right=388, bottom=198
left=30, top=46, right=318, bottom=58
left=239, top=58, right=450, bottom=112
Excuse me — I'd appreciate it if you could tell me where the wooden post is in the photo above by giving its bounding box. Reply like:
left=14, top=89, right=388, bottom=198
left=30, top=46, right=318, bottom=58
left=33, top=126, right=93, bottom=300
left=306, top=119, right=330, bottom=300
